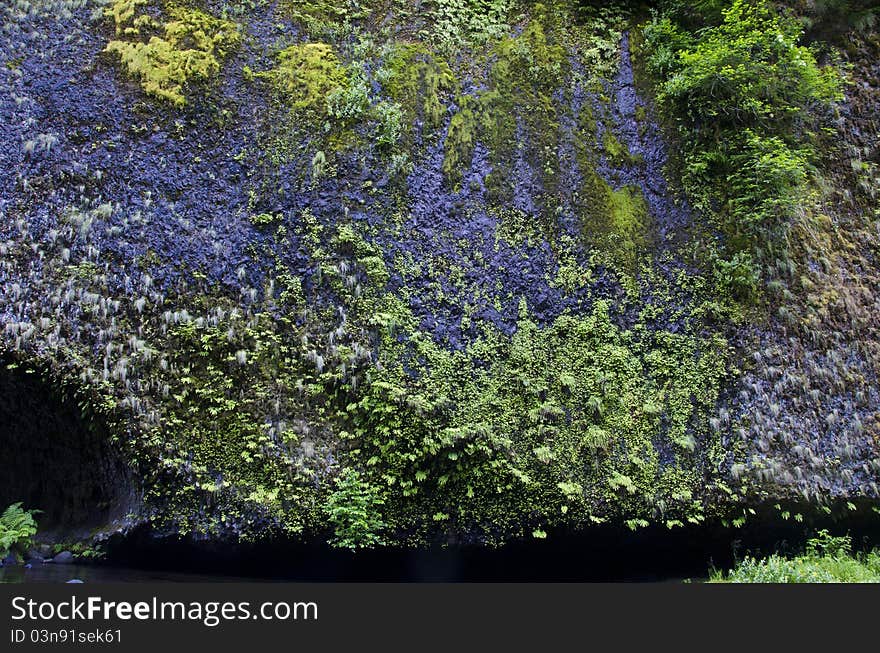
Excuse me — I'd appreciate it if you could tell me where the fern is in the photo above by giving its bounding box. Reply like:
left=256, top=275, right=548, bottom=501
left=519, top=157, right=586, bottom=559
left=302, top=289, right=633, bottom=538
left=325, top=469, right=386, bottom=550
left=0, top=503, right=40, bottom=558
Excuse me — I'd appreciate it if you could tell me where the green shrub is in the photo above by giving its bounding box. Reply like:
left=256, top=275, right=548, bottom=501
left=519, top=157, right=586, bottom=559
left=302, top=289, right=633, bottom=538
left=0, top=503, right=40, bottom=559
left=644, top=0, right=842, bottom=259
left=326, top=468, right=386, bottom=550
left=651, top=1, right=840, bottom=131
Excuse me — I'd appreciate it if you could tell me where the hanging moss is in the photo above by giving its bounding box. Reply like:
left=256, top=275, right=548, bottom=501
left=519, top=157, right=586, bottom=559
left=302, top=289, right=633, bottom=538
left=443, top=5, right=567, bottom=197
left=380, top=42, right=455, bottom=139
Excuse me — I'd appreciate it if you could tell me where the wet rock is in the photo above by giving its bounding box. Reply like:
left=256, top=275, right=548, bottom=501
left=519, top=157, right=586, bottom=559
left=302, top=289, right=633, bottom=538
left=66, top=579, right=84, bottom=584
left=2, top=552, right=21, bottom=566
left=25, top=549, right=45, bottom=563
left=52, top=551, right=74, bottom=565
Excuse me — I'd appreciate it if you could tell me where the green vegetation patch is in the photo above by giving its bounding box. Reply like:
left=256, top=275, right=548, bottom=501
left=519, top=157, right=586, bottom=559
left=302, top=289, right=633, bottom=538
left=712, top=531, right=880, bottom=582
left=380, top=42, right=455, bottom=139
left=257, top=42, right=348, bottom=113
left=443, top=5, right=567, bottom=197
left=643, top=0, right=842, bottom=277
left=338, top=297, right=731, bottom=545
left=280, top=0, right=370, bottom=39
left=0, top=503, right=39, bottom=562
left=104, top=1, right=240, bottom=106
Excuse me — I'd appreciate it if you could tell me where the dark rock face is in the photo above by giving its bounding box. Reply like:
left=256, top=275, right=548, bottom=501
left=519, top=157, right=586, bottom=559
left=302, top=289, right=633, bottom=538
left=0, top=358, right=136, bottom=540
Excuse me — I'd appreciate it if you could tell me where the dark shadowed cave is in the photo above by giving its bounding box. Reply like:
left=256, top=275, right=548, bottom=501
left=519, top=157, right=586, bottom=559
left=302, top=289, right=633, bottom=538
left=0, top=358, right=133, bottom=539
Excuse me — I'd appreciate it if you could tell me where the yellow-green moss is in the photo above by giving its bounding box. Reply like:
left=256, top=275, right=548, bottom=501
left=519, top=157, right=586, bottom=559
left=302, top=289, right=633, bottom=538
left=106, top=0, right=151, bottom=35
left=572, top=97, right=650, bottom=273
left=579, top=169, right=650, bottom=273
left=603, top=129, right=642, bottom=167
left=104, top=3, right=240, bottom=106
left=257, top=43, right=348, bottom=113
left=280, top=0, right=368, bottom=38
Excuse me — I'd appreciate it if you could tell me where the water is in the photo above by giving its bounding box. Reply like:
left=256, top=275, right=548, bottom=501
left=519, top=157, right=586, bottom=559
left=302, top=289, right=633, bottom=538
left=0, top=563, right=260, bottom=583
left=0, top=562, right=699, bottom=583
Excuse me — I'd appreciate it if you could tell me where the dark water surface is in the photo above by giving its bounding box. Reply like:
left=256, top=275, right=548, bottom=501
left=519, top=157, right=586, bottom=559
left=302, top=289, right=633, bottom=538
left=0, top=563, right=261, bottom=583
left=0, top=562, right=696, bottom=584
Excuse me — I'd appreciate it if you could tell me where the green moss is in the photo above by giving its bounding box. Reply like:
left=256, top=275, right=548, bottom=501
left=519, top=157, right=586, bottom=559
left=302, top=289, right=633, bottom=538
left=569, top=93, right=651, bottom=275
left=607, top=185, right=650, bottom=266
left=250, top=212, right=280, bottom=227
left=443, top=6, right=567, bottom=196
left=258, top=43, right=348, bottom=113
left=602, top=129, right=642, bottom=167
left=106, top=0, right=150, bottom=35
left=575, top=161, right=650, bottom=274
left=380, top=42, right=455, bottom=138
left=104, top=3, right=240, bottom=106
left=280, top=0, right=369, bottom=39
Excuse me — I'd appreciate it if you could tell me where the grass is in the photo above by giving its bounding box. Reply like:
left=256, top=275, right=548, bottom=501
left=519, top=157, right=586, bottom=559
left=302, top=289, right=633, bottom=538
left=710, top=531, right=880, bottom=583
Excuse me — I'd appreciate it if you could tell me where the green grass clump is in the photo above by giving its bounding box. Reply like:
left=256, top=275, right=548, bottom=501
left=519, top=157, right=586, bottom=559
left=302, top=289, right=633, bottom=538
left=104, top=2, right=240, bottom=106
left=711, top=531, right=880, bottom=583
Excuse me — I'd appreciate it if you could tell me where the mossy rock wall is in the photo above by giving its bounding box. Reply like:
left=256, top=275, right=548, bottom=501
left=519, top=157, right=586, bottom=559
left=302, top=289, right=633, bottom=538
left=1, top=0, right=878, bottom=548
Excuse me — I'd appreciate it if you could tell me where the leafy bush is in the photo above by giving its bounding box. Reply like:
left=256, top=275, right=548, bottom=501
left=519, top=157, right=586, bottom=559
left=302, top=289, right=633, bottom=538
left=645, top=0, right=842, bottom=258
left=712, top=249, right=760, bottom=300
left=652, top=1, right=840, bottom=131
left=0, top=503, right=40, bottom=559
left=326, top=468, right=386, bottom=550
